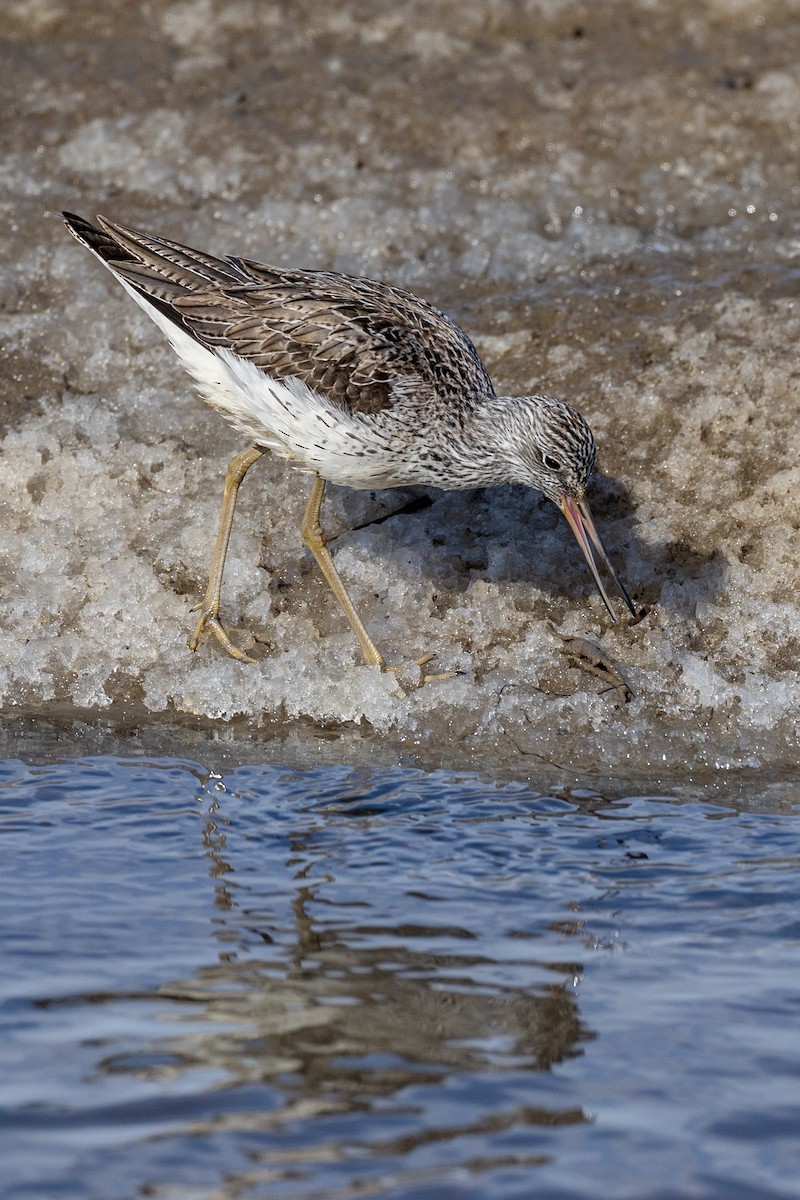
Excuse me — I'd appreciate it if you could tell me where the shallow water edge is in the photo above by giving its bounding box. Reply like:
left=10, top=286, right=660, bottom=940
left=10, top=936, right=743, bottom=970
left=2, top=708, right=798, bottom=809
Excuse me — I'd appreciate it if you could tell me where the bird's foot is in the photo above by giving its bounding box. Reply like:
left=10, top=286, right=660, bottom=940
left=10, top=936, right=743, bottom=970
left=188, top=609, right=258, bottom=664
left=415, top=652, right=460, bottom=685
left=385, top=653, right=459, bottom=699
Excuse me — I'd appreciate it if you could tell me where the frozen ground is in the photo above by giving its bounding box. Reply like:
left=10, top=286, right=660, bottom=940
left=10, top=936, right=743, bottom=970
left=1, top=0, right=799, bottom=771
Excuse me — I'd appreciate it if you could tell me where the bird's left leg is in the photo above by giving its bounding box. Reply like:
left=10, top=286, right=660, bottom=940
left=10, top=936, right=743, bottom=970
left=189, top=446, right=265, bottom=662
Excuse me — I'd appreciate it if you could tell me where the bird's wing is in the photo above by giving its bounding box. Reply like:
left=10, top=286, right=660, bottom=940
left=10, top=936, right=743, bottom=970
left=64, top=214, right=494, bottom=416
left=174, top=268, right=496, bottom=414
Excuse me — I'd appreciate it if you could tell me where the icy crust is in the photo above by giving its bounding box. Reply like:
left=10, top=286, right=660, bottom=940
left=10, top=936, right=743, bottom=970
left=1, top=287, right=798, bottom=772
left=2, top=0, right=800, bottom=767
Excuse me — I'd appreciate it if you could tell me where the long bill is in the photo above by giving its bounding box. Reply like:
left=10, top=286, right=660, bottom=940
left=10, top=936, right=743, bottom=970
left=559, top=494, right=639, bottom=622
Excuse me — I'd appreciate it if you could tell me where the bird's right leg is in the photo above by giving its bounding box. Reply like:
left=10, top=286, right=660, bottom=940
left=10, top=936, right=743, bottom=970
left=300, top=475, right=386, bottom=669
left=189, top=446, right=265, bottom=662
left=299, top=478, right=453, bottom=695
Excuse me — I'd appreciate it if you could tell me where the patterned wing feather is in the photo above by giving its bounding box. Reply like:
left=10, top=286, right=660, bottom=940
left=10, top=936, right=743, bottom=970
left=64, top=214, right=495, bottom=416
left=175, top=271, right=495, bottom=415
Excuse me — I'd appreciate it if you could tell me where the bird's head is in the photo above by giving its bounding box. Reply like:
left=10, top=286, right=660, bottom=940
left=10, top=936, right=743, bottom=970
left=507, top=393, right=597, bottom=503
left=499, top=394, right=640, bottom=623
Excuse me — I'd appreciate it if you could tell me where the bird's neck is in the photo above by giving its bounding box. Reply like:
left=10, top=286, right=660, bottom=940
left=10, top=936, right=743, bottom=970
left=446, top=393, right=527, bottom=487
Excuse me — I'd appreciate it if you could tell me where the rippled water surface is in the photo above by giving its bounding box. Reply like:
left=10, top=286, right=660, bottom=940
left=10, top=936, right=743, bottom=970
left=2, top=754, right=799, bottom=1200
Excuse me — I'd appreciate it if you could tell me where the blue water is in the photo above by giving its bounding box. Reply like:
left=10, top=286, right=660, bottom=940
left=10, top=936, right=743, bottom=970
left=1, top=753, right=799, bottom=1199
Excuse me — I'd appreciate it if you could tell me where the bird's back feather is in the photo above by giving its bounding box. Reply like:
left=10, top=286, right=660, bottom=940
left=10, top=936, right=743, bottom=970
left=63, top=213, right=494, bottom=419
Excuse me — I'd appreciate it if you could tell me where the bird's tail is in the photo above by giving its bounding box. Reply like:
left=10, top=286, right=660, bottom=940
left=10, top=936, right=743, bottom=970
left=62, top=212, right=250, bottom=304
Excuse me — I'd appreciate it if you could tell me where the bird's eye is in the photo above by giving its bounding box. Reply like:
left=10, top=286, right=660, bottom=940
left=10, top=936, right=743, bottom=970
left=543, top=454, right=562, bottom=471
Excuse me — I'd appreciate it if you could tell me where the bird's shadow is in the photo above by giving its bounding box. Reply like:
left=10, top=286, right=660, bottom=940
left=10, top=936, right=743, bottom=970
left=332, top=475, right=726, bottom=619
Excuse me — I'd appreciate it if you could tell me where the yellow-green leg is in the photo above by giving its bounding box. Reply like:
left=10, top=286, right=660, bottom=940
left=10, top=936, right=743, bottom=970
left=189, top=446, right=265, bottom=662
left=300, top=475, right=385, bottom=668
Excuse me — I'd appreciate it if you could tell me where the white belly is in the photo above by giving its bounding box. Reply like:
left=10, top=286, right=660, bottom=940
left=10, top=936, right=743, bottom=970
left=118, top=276, right=412, bottom=490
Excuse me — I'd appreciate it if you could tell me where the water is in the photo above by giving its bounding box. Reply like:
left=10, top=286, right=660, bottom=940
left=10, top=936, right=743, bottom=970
left=2, top=751, right=799, bottom=1199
